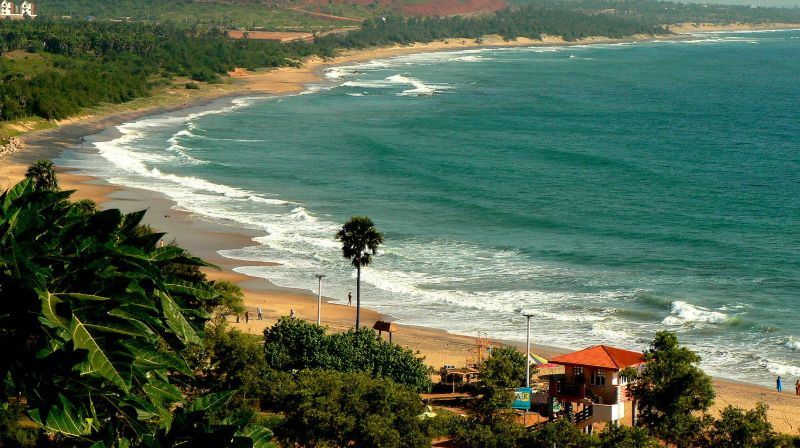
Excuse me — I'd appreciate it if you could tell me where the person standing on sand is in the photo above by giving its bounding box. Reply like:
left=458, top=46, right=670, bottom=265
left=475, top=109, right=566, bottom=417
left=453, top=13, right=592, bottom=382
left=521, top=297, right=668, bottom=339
left=348, top=292, right=352, bottom=306
left=290, top=309, right=295, bottom=319
left=776, top=376, right=782, bottom=392
left=244, top=310, right=249, bottom=323
left=257, top=306, right=262, bottom=320
left=795, top=380, right=799, bottom=396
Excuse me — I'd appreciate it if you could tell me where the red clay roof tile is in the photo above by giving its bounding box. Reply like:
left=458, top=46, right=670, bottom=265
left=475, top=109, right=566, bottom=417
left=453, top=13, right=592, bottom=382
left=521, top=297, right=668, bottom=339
left=549, top=345, right=644, bottom=370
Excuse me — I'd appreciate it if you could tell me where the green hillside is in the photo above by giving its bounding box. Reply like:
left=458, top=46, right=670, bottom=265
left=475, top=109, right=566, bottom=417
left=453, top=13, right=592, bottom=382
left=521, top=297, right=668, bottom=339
left=35, top=0, right=383, bottom=31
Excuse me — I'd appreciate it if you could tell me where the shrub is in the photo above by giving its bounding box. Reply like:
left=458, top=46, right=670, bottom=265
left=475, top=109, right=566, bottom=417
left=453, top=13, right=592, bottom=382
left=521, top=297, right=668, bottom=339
left=263, top=317, right=433, bottom=392
left=266, top=370, right=429, bottom=448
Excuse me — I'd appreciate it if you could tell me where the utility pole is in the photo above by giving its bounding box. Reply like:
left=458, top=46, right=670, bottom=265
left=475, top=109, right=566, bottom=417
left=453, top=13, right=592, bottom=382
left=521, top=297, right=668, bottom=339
left=523, top=313, right=534, bottom=387
left=523, top=312, right=534, bottom=427
left=315, top=274, right=325, bottom=325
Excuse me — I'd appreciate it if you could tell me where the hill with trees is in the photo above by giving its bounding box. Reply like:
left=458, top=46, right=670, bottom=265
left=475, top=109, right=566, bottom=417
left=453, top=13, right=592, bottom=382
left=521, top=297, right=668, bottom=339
left=37, top=0, right=800, bottom=29
left=516, top=0, right=800, bottom=26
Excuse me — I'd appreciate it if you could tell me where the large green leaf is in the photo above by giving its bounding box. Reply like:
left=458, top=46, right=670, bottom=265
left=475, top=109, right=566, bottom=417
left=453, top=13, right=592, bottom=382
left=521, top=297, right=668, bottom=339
left=70, top=315, right=130, bottom=392
left=157, top=290, right=200, bottom=345
left=120, top=209, right=147, bottom=235
left=148, top=245, right=186, bottom=262
left=165, top=278, right=215, bottom=300
left=0, top=207, right=20, bottom=245
left=1, top=177, right=33, bottom=211
left=143, top=380, right=184, bottom=404
left=188, top=390, right=235, bottom=413
left=29, top=394, right=92, bottom=437
left=59, top=292, right=113, bottom=302
left=40, top=290, right=67, bottom=329
left=128, top=345, right=191, bottom=376
left=120, top=395, right=160, bottom=421
left=241, top=425, right=275, bottom=448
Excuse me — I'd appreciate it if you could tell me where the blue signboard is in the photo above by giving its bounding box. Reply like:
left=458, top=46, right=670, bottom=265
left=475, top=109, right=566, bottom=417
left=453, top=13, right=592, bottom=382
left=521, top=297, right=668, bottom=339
left=512, top=387, right=532, bottom=410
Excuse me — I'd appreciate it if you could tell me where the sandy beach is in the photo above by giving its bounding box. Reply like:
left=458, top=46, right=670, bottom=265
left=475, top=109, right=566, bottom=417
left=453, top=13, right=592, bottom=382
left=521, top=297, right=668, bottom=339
left=2, top=29, right=800, bottom=434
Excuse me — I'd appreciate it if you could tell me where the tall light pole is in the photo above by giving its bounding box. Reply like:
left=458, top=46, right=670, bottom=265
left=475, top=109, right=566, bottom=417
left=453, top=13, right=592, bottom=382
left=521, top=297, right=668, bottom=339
left=523, top=313, right=534, bottom=388
left=522, top=312, right=535, bottom=427
left=315, top=274, right=325, bottom=325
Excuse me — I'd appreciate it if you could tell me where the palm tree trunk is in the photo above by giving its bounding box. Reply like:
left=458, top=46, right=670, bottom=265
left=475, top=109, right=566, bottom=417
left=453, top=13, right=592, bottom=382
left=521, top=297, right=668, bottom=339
left=356, top=264, right=361, bottom=329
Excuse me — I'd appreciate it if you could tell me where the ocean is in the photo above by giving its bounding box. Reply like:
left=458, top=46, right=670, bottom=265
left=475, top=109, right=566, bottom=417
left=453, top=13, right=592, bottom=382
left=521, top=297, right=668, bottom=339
left=59, top=30, right=800, bottom=387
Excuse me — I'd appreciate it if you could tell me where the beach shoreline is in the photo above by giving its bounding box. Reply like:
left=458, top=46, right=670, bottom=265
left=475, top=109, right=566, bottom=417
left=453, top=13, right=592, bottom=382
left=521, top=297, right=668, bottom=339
left=3, top=26, right=800, bottom=434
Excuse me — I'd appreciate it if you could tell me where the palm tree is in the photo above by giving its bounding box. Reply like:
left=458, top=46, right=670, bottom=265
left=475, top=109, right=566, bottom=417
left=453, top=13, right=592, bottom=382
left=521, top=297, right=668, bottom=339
left=335, top=216, right=384, bottom=329
left=25, top=159, right=58, bottom=191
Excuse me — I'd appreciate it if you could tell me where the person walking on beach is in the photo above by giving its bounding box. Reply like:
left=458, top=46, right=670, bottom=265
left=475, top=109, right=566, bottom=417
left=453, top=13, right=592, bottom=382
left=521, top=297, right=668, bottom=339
left=776, top=376, right=782, bottom=392
left=347, top=291, right=352, bottom=306
left=257, top=306, right=262, bottom=320
left=290, top=309, right=296, bottom=319
left=795, top=380, right=799, bottom=396
left=244, top=310, right=249, bottom=323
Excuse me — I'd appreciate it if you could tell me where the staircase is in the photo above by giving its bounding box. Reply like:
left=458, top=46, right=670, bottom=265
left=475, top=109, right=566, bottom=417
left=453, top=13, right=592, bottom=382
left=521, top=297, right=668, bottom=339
left=585, top=388, right=603, bottom=404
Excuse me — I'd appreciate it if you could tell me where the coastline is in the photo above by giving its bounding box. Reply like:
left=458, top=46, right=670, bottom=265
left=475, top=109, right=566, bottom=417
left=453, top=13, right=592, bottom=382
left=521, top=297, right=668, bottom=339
left=2, top=27, right=800, bottom=434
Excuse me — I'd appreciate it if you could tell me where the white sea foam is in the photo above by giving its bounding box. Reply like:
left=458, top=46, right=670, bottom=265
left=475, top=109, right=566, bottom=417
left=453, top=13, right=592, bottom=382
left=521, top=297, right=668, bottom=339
left=342, top=80, right=394, bottom=89
left=385, top=74, right=450, bottom=96
left=785, top=337, right=800, bottom=351
left=449, top=55, right=485, bottom=62
left=325, top=67, right=351, bottom=79
left=764, top=360, right=800, bottom=377
left=663, top=301, right=729, bottom=325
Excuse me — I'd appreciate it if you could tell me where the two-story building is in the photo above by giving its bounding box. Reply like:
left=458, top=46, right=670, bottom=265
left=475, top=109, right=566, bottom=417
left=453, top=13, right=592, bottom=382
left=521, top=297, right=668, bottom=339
left=1, top=1, right=35, bottom=18
left=20, top=1, right=33, bottom=16
left=1, top=1, right=14, bottom=16
left=547, top=345, right=644, bottom=427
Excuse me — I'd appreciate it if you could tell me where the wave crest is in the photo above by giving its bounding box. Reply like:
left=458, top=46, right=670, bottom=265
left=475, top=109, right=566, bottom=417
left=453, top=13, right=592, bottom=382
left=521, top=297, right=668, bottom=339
left=663, top=300, right=730, bottom=325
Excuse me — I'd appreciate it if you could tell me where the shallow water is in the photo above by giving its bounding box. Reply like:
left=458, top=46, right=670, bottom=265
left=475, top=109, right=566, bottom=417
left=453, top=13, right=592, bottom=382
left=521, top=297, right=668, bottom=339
left=60, top=30, right=800, bottom=386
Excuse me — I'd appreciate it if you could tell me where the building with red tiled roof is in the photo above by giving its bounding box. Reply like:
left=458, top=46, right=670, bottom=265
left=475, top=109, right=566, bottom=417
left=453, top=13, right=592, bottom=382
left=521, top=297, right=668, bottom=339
left=546, top=345, right=645, bottom=428
left=549, top=345, right=645, bottom=370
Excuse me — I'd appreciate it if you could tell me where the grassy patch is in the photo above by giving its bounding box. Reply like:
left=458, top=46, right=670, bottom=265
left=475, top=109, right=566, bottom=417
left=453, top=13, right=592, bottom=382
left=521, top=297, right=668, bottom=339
left=0, top=117, right=56, bottom=140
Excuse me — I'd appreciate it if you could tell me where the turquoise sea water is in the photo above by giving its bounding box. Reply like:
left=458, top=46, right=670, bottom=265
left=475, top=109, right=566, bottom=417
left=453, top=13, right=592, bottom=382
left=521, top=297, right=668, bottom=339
left=61, top=30, right=800, bottom=386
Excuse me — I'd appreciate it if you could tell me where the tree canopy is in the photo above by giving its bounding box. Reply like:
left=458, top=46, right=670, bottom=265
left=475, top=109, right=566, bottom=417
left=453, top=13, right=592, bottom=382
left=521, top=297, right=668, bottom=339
left=264, top=369, right=430, bottom=448
left=0, top=175, right=270, bottom=447
left=263, top=317, right=433, bottom=392
left=630, top=331, right=715, bottom=447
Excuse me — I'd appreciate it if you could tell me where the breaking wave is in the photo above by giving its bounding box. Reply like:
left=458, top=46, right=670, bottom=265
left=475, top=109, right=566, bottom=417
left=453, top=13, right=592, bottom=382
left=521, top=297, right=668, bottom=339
left=663, top=301, right=731, bottom=325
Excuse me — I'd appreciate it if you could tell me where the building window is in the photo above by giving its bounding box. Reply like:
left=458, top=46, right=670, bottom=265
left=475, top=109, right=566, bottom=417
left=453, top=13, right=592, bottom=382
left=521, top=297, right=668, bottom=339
left=573, top=366, right=584, bottom=379
left=591, top=369, right=606, bottom=386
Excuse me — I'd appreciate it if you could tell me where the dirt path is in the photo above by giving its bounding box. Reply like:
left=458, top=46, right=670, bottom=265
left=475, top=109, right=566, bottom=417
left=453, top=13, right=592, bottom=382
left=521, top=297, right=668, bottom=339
left=287, top=7, right=364, bottom=23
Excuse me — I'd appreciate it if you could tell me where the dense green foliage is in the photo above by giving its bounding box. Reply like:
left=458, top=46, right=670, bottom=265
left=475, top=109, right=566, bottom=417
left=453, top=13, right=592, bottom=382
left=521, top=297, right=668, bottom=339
left=24, top=159, right=57, bottom=191
left=697, top=403, right=788, bottom=448
left=0, top=171, right=270, bottom=446
left=264, top=369, right=430, bottom=448
left=466, top=347, right=527, bottom=424
left=37, top=0, right=369, bottom=29
left=524, top=0, right=800, bottom=26
left=263, top=317, right=433, bottom=392
left=0, top=20, right=335, bottom=120
left=454, top=415, right=661, bottom=447
left=335, top=215, right=383, bottom=329
left=631, top=331, right=715, bottom=447
left=189, top=323, right=270, bottom=406
left=321, top=6, right=666, bottom=47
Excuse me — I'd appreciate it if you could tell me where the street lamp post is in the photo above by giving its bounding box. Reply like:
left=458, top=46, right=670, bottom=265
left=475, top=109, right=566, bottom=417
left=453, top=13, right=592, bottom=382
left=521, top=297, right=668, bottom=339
left=522, top=312, right=534, bottom=427
left=523, top=313, right=534, bottom=387
left=315, top=274, right=325, bottom=325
